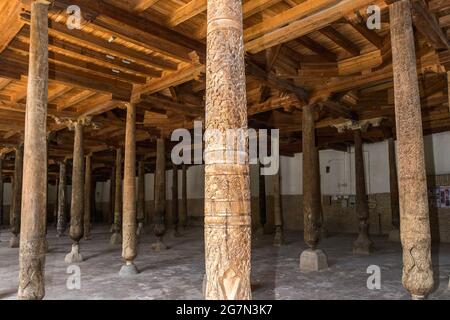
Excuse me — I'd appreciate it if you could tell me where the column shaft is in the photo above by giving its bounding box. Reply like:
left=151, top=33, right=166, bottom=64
left=122, top=103, right=137, bottom=264
left=11, top=146, right=24, bottom=244
left=302, top=104, right=320, bottom=249
left=390, top=0, right=433, bottom=298
left=171, top=164, right=179, bottom=235
left=17, top=0, right=49, bottom=300
left=205, top=0, right=251, bottom=300
left=0, top=156, right=3, bottom=226
left=152, top=138, right=166, bottom=247
left=84, top=155, right=92, bottom=239
left=56, top=162, right=66, bottom=237
left=180, top=164, right=188, bottom=229
left=273, top=171, right=284, bottom=246
left=110, top=166, right=116, bottom=226
left=388, top=138, right=400, bottom=230
left=353, top=129, right=373, bottom=254
left=111, top=149, right=123, bottom=245
left=69, top=122, right=85, bottom=244
left=137, top=161, right=145, bottom=227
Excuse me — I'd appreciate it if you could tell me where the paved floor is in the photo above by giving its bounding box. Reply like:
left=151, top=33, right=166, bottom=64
left=0, top=225, right=449, bottom=300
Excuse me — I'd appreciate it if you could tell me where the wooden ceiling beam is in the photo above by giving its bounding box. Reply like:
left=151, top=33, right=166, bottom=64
left=319, top=26, right=360, bottom=56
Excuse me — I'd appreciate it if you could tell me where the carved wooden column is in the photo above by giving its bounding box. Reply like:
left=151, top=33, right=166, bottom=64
left=273, top=171, right=284, bottom=247
left=109, top=165, right=116, bottom=231
left=180, top=164, right=188, bottom=229
left=120, top=102, right=139, bottom=275
left=353, top=129, right=373, bottom=255
left=17, top=0, right=49, bottom=300
left=56, top=161, right=66, bottom=237
left=136, top=160, right=145, bottom=236
left=205, top=0, right=252, bottom=300
left=84, top=154, right=92, bottom=240
left=10, top=145, right=23, bottom=248
left=0, top=154, right=3, bottom=226
left=300, top=104, right=328, bottom=272
left=111, top=148, right=123, bottom=245
left=151, top=138, right=167, bottom=250
left=390, top=0, right=433, bottom=299
left=65, top=121, right=85, bottom=263
left=388, top=137, right=400, bottom=242
left=53, top=178, right=58, bottom=226
left=170, top=163, right=180, bottom=237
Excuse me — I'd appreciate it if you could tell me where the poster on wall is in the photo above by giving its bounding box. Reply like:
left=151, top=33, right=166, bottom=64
left=441, top=186, right=450, bottom=208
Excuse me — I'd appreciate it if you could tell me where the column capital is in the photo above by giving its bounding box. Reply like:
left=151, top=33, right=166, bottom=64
left=333, top=117, right=385, bottom=133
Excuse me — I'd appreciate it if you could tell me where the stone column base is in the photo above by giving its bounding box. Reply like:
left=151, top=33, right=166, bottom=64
left=299, top=249, right=328, bottom=272
left=353, top=234, right=373, bottom=255
left=388, top=229, right=400, bottom=242
left=9, top=235, right=20, bottom=248
left=65, top=243, right=83, bottom=263
left=119, top=262, right=139, bottom=276
left=273, top=229, right=284, bottom=247
left=136, top=222, right=144, bottom=236
left=110, top=232, right=122, bottom=245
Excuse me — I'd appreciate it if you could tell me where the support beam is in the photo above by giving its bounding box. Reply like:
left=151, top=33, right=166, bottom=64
left=204, top=0, right=251, bottom=300
left=136, top=160, right=145, bottom=235
left=120, top=103, right=138, bottom=276
left=171, top=163, right=180, bottom=237
left=56, top=161, right=66, bottom=237
left=83, top=154, right=92, bottom=240
left=10, top=145, right=23, bottom=248
left=390, top=0, right=433, bottom=300
left=151, top=138, right=167, bottom=251
left=300, top=104, right=328, bottom=272
left=111, top=148, right=123, bottom=245
left=388, top=137, right=400, bottom=242
left=17, top=0, right=49, bottom=301
left=180, top=164, right=188, bottom=230
left=272, top=171, right=284, bottom=247
left=352, top=129, right=373, bottom=255
left=65, top=121, right=85, bottom=263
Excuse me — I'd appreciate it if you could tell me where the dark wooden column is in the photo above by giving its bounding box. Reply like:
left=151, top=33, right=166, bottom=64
left=204, top=0, right=251, bottom=300
left=120, top=102, right=139, bottom=275
left=180, top=164, right=188, bottom=229
left=83, top=154, right=92, bottom=240
left=171, top=163, right=180, bottom=237
left=65, top=121, right=85, bottom=263
left=17, top=0, right=49, bottom=300
left=10, top=145, right=23, bottom=248
left=388, top=137, right=400, bottom=242
left=56, top=161, right=66, bottom=237
left=111, top=148, right=123, bottom=245
left=53, top=178, right=59, bottom=226
left=273, top=171, right=284, bottom=247
left=257, top=164, right=267, bottom=235
left=151, top=138, right=167, bottom=250
left=0, top=154, right=3, bottom=226
left=109, top=165, right=116, bottom=230
left=136, top=160, right=145, bottom=235
left=390, top=0, right=433, bottom=299
left=353, top=129, right=373, bottom=255
left=300, top=103, right=328, bottom=272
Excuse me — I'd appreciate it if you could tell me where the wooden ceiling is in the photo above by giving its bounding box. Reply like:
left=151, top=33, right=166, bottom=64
left=0, top=0, right=449, bottom=180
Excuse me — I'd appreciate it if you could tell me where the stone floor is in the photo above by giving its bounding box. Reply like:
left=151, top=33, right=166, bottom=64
left=0, top=225, right=449, bottom=300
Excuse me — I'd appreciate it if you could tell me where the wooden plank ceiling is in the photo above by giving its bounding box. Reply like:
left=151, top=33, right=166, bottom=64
left=0, top=0, right=449, bottom=180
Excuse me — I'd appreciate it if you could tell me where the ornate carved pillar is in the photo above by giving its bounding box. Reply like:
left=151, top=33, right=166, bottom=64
left=300, top=104, right=328, bottom=272
left=17, top=0, right=49, bottom=300
left=390, top=0, right=433, bottom=299
left=180, top=164, right=188, bottom=229
left=151, top=138, right=167, bottom=251
left=120, top=102, right=139, bottom=276
left=273, top=171, right=284, bottom=247
left=170, top=163, right=180, bottom=237
left=204, top=0, right=252, bottom=300
left=56, top=161, right=66, bottom=237
left=84, top=154, right=92, bottom=240
left=65, top=121, right=85, bottom=263
left=353, top=129, right=373, bottom=255
left=111, top=148, right=123, bottom=245
left=109, top=165, right=116, bottom=231
left=10, top=145, right=23, bottom=248
left=388, top=137, right=400, bottom=242
left=136, top=160, right=145, bottom=236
